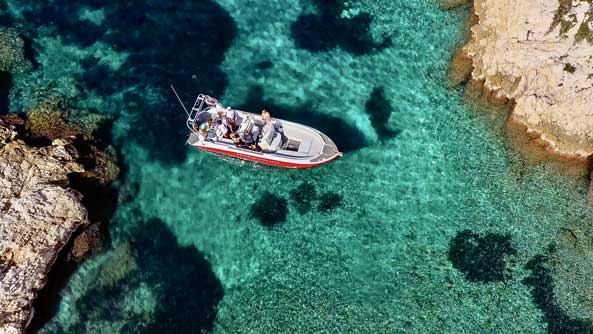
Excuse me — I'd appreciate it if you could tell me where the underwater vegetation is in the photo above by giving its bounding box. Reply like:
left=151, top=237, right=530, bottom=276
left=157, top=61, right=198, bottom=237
left=45, top=219, right=223, bottom=334
left=290, top=0, right=390, bottom=55
left=254, top=183, right=343, bottom=226
left=236, top=85, right=367, bottom=152
left=524, top=247, right=593, bottom=334
left=251, top=191, right=289, bottom=227
left=290, top=182, right=317, bottom=214
left=448, top=230, right=517, bottom=282
left=448, top=230, right=593, bottom=333
left=317, top=192, right=343, bottom=212
left=364, top=86, right=400, bottom=141
left=289, top=182, right=343, bottom=214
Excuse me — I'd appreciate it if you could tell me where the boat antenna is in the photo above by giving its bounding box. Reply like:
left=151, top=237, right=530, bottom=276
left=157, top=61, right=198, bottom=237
left=170, top=84, right=189, bottom=117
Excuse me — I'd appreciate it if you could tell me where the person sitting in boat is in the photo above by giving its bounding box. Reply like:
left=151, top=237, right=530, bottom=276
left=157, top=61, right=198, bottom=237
left=259, top=109, right=276, bottom=150
left=214, top=118, right=228, bottom=140
left=225, top=107, right=238, bottom=132
left=228, top=116, right=260, bottom=150
left=231, top=116, right=250, bottom=146
left=197, top=120, right=212, bottom=141
left=243, top=124, right=260, bottom=150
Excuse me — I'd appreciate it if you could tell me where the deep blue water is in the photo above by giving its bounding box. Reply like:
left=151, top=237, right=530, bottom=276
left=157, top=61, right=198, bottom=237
left=2, top=1, right=593, bottom=333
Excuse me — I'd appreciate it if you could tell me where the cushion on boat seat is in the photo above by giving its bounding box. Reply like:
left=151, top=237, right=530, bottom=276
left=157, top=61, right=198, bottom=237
left=298, top=138, right=312, bottom=153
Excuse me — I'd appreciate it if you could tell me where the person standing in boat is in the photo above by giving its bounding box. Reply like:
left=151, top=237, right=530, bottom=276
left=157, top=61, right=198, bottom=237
left=259, top=109, right=276, bottom=150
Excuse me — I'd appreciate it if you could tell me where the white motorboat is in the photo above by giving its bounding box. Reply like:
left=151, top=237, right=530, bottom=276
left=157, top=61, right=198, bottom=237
left=182, top=94, right=342, bottom=168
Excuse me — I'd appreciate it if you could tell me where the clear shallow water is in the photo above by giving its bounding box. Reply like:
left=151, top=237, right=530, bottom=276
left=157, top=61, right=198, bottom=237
left=3, top=0, right=593, bottom=333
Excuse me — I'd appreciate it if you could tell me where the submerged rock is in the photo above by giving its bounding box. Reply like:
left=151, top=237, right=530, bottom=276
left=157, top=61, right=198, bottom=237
left=289, top=182, right=317, bottom=214
left=448, top=46, right=473, bottom=87
left=543, top=228, right=593, bottom=326
left=317, top=192, right=343, bottom=212
left=448, top=229, right=516, bottom=282
left=524, top=244, right=593, bottom=334
left=250, top=191, right=288, bottom=227
left=41, top=220, right=223, bottom=334
left=0, top=28, right=27, bottom=117
left=460, top=0, right=593, bottom=157
left=68, top=222, right=103, bottom=262
left=290, top=0, right=390, bottom=55
left=438, top=0, right=471, bottom=9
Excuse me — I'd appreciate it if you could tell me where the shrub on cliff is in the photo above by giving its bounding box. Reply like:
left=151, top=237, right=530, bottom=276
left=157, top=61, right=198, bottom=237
left=26, top=98, right=80, bottom=141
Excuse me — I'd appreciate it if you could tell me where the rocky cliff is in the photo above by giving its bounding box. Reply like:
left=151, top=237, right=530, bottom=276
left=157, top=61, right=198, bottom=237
left=0, top=117, right=89, bottom=334
left=0, top=25, right=118, bottom=334
left=455, top=0, right=593, bottom=157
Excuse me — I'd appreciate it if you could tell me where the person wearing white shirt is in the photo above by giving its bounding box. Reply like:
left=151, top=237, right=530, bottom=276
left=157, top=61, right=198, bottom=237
left=259, top=109, right=276, bottom=150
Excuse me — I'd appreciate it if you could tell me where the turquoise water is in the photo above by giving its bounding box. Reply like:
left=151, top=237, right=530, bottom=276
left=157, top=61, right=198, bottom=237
left=3, top=0, right=593, bottom=333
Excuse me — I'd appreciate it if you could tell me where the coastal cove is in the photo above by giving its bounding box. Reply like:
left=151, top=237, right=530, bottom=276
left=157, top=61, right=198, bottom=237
left=1, top=1, right=593, bottom=334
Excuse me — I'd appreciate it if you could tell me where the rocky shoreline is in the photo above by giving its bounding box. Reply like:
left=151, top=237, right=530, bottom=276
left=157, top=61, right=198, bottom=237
left=448, top=0, right=593, bottom=160
left=2, top=11, right=130, bottom=332
left=0, top=26, right=118, bottom=334
left=0, top=117, right=86, bottom=334
left=0, top=114, right=117, bottom=334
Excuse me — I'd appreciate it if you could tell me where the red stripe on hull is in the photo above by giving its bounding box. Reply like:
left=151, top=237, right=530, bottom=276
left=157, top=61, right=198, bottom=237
left=194, top=145, right=340, bottom=168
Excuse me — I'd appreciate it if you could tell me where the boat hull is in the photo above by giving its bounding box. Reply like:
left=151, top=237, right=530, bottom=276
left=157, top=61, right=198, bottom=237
left=194, top=144, right=341, bottom=168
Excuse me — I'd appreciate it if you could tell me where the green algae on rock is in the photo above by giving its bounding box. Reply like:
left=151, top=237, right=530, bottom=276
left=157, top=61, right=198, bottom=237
left=26, top=98, right=81, bottom=141
left=550, top=0, right=593, bottom=42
